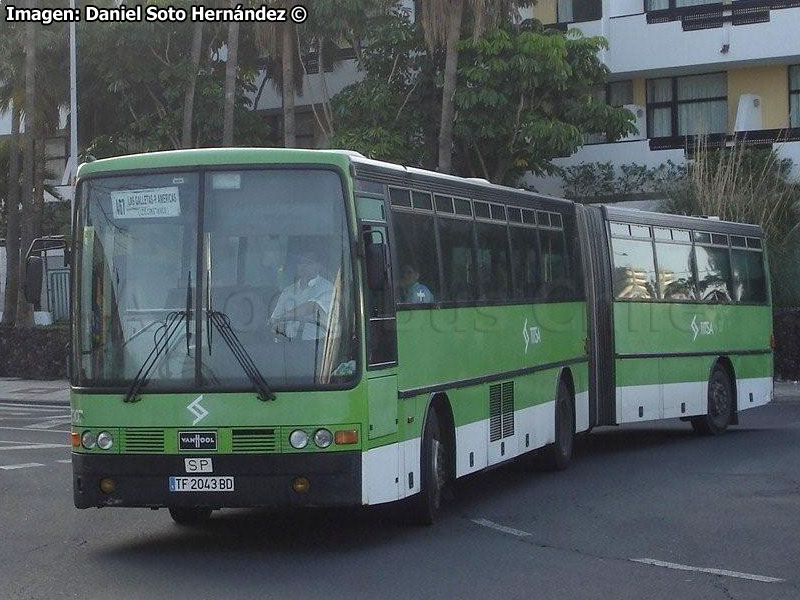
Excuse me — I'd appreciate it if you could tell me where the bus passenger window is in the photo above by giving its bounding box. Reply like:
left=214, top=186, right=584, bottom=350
left=438, top=217, right=477, bottom=302
left=655, top=242, right=696, bottom=300
left=538, top=229, right=570, bottom=300
left=392, top=212, right=439, bottom=304
left=731, top=248, right=767, bottom=303
left=509, top=226, right=539, bottom=299
left=476, top=222, right=511, bottom=301
left=695, top=245, right=733, bottom=303
left=611, top=238, right=657, bottom=300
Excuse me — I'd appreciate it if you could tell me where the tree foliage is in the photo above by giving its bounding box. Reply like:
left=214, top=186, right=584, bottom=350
left=330, top=12, right=636, bottom=184
left=76, top=14, right=267, bottom=157
left=455, top=25, right=635, bottom=183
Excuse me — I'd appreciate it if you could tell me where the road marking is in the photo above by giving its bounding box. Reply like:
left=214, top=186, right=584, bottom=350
left=0, top=427, right=69, bottom=434
left=0, top=462, right=45, bottom=470
left=56, top=459, right=72, bottom=464
left=471, top=518, right=532, bottom=538
left=26, top=416, right=73, bottom=430
left=631, top=558, right=785, bottom=583
left=0, top=443, right=69, bottom=451
left=0, top=403, right=67, bottom=412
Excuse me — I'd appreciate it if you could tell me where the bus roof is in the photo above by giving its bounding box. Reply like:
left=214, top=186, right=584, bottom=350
left=603, top=205, right=763, bottom=237
left=76, top=147, right=356, bottom=179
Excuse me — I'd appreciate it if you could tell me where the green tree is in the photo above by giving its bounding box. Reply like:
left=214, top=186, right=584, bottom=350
left=222, top=16, right=240, bottom=146
left=78, top=16, right=265, bottom=156
left=329, top=7, right=435, bottom=164
left=455, top=25, right=635, bottom=184
left=419, top=0, right=465, bottom=174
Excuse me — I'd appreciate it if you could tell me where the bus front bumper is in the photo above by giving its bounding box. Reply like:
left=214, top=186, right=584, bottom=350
left=72, top=452, right=362, bottom=509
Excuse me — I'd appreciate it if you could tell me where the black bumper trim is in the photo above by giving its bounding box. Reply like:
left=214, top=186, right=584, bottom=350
left=72, top=452, right=362, bottom=509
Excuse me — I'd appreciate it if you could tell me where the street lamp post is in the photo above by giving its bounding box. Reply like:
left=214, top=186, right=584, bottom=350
left=69, top=0, right=77, bottom=220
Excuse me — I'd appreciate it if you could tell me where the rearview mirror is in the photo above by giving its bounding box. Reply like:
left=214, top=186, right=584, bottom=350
left=24, top=256, right=43, bottom=307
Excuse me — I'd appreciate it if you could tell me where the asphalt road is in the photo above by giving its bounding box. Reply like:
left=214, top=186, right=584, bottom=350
left=1, top=397, right=799, bottom=600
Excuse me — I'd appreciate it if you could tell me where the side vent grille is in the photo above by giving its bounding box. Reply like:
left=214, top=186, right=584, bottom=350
left=231, top=428, right=277, bottom=454
left=502, top=382, right=514, bottom=437
left=122, top=428, right=165, bottom=454
left=489, top=384, right=502, bottom=442
left=489, top=382, right=514, bottom=442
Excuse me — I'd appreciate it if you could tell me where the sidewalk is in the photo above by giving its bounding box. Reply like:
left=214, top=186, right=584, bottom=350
left=0, top=377, right=70, bottom=406
left=0, top=378, right=798, bottom=408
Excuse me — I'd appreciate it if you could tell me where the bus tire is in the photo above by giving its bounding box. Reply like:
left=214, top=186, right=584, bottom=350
left=168, top=506, right=212, bottom=525
left=541, top=379, right=574, bottom=471
left=692, top=366, right=733, bottom=436
left=407, top=409, right=447, bottom=525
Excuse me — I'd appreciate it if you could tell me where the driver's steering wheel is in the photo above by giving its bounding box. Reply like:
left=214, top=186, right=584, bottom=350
left=270, top=316, right=328, bottom=342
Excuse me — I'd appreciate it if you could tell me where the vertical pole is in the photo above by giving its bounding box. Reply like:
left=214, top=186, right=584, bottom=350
left=69, top=0, right=78, bottom=221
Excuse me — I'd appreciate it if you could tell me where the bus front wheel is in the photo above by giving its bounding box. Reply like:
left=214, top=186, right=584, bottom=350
left=407, top=409, right=447, bottom=525
left=692, top=366, right=733, bottom=436
left=169, top=506, right=213, bottom=525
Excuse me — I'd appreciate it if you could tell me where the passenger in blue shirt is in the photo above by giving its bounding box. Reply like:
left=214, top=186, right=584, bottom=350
left=400, top=264, right=434, bottom=303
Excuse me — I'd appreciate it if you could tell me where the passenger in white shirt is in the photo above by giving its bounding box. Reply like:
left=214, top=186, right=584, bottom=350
left=268, top=250, right=333, bottom=340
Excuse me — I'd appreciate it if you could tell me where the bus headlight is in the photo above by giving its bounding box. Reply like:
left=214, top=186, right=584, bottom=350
left=97, top=431, right=114, bottom=450
left=81, top=431, right=96, bottom=449
left=313, top=428, right=333, bottom=449
left=289, top=429, right=309, bottom=449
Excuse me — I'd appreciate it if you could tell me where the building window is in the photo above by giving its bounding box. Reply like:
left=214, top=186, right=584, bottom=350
left=557, top=0, right=601, bottom=23
left=585, top=80, right=634, bottom=145
left=646, top=73, right=727, bottom=138
left=646, top=0, right=718, bottom=10
left=791, top=66, right=800, bottom=128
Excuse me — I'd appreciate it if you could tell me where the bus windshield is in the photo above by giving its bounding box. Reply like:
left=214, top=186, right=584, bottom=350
left=74, top=168, right=358, bottom=391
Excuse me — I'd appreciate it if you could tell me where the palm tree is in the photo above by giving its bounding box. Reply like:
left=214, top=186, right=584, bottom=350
left=17, top=14, right=38, bottom=324
left=419, top=0, right=465, bottom=174
left=420, top=0, right=520, bottom=174
left=2, top=105, right=21, bottom=325
left=256, top=18, right=300, bottom=148
left=0, top=21, right=24, bottom=325
left=181, top=23, right=203, bottom=148
left=222, top=19, right=239, bottom=146
left=281, top=23, right=297, bottom=148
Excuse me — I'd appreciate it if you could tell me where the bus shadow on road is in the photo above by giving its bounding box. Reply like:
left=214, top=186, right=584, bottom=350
left=96, top=424, right=773, bottom=565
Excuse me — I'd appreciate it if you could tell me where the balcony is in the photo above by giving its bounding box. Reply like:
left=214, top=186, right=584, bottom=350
left=602, top=0, right=800, bottom=76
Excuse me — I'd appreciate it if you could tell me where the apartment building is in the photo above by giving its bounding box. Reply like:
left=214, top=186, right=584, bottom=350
left=253, top=1, right=800, bottom=199
left=527, top=0, right=800, bottom=196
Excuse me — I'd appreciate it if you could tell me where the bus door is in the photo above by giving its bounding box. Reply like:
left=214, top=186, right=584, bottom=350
left=358, top=196, right=399, bottom=444
left=576, top=205, right=616, bottom=426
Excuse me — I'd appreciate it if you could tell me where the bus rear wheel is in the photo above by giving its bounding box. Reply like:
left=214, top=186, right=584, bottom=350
left=407, top=409, right=447, bottom=525
left=692, top=366, right=733, bottom=436
left=169, top=506, right=213, bottom=525
left=541, top=379, right=574, bottom=471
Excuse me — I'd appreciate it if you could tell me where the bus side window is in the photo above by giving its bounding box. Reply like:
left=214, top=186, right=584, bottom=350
left=475, top=222, right=511, bottom=301
left=538, top=229, right=570, bottom=300
left=509, top=225, right=539, bottom=299
left=695, top=244, right=733, bottom=303
left=731, top=247, right=767, bottom=303
left=391, top=211, right=439, bottom=304
left=611, top=235, right=658, bottom=300
left=438, top=217, right=477, bottom=302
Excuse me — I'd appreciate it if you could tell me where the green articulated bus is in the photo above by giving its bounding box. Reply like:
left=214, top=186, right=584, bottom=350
left=63, top=148, right=773, bottom=524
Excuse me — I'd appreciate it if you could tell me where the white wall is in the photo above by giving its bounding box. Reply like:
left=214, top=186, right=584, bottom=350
left=602, top=8, right=800, bottom=77
left=527, top=139, right=800, bottom=197
left=252, top=59, right=364, bottom=112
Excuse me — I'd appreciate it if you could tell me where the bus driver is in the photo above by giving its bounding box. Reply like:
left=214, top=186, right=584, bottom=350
left=268, top=249, right=333, bottom=340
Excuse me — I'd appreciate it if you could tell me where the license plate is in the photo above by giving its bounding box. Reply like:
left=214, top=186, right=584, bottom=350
left=184, top=457, right=213, bottom=473
left=169, top=476, right=234, bottom=492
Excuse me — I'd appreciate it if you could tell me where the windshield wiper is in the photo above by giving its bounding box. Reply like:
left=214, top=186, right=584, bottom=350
left=207, top=309, right=276, bottom=402
left=123, top=310, right=186, bottom=403
left=123, top=272, right=192, bottom=403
